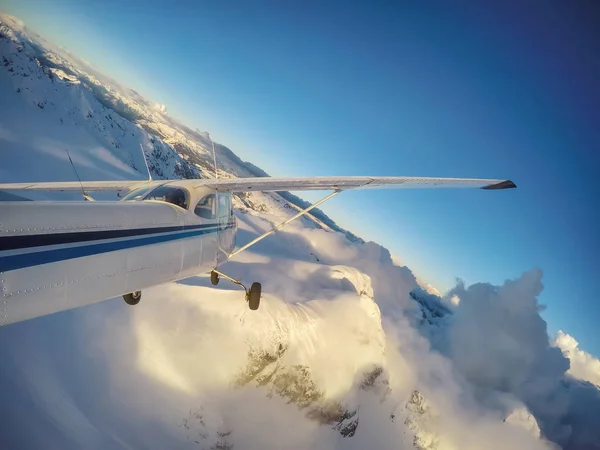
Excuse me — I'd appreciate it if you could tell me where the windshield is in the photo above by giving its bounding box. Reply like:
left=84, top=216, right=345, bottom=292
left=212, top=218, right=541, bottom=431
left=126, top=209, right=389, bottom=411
left=121, top=186, right=154, bottom=201
left=143, top=185, right=190, bottom=209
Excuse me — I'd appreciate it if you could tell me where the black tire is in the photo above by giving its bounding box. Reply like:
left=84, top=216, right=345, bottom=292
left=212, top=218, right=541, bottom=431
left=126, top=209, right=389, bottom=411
left=123, top=291, right=141, bottom=306
left=210, top=271, right=220, bottom=286
left=248, top=282, right=261, bottom=311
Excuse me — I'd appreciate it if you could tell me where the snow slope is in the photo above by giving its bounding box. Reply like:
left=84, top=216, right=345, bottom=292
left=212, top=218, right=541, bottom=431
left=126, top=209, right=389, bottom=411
left=1, top=13, right=600, bottom=450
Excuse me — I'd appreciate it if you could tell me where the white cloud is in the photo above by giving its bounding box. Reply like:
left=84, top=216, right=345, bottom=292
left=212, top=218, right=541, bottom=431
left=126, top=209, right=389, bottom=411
left=442, top=269, right=569, bottom=394
left=554, top=330, right=600, bottom=388
left=0, top=211, right=558, bottom=450
left=449, top=294, right=460, bottom=306
left=428, top=269, right=600, bottom=449
left=153, top=103, right=167, bottom=113
left=505, top=406, right=541, bottom=438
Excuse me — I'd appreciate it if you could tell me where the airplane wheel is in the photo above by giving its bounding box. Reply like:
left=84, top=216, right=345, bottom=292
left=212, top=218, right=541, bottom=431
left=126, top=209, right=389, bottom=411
left=210, top=271, right=220, bottom=286
left=248, top=282, right=261, bottom=311
left=123, top=291, right=141, bottom=306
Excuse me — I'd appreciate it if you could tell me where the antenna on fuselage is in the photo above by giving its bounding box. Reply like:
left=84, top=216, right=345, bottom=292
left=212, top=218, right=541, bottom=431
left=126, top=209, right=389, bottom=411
left=65, top=149, right=93, bottom=201
left=208, top=132, right=218, bottom=179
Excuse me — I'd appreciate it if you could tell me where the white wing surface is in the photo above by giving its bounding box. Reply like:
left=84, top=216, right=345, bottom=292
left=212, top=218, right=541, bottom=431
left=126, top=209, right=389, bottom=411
left=0, top=176, right=516, bottom=193
left=195, top=176, right=517, bottom=192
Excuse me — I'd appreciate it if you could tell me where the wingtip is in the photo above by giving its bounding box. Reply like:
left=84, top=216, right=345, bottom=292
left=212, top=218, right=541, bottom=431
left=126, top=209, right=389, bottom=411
left=481, top=179, right=517, bottom=190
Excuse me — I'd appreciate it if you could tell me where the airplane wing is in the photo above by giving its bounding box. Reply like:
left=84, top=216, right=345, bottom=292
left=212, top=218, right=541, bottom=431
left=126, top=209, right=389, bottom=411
left=0, top=177, right=516, bottom=193
left=194, top=176, right=517, bottom=192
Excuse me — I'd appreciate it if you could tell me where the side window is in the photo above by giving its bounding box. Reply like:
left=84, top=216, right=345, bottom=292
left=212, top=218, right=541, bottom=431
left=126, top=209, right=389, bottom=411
left=195, top=194, right=216, bottom=219
left=218, top=193, right=231, bottom=221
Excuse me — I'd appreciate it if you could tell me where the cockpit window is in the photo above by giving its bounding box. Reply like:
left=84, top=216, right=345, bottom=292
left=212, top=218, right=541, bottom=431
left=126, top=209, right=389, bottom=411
left=121, top=186, right=153, bottom=201
left=144, top=186, right=190, bottom=209
left=218, top=193, right=232, bottom=220
left=194, top=194, right=216, bottom=219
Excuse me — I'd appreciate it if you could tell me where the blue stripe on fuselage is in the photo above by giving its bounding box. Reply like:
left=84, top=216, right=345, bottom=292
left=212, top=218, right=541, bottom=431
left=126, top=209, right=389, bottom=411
left=0, top=223, right=215, bottom=251
left=0, top=225, right=233, bottom=273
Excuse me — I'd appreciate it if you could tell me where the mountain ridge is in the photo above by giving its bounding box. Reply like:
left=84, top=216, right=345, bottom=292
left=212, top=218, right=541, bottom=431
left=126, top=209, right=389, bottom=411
left=0, top=12, right=358, bottom=241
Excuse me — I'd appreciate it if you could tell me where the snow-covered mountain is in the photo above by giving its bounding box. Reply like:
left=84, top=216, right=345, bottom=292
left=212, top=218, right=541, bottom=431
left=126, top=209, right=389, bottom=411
left=0, top=13, right=353, bottom=236
left=1, top=13, right=600, bottom=450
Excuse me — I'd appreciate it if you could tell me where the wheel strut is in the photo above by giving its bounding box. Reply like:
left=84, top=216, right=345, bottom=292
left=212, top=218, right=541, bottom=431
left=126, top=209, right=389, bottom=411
left=211, top=269, right=262, bottom=310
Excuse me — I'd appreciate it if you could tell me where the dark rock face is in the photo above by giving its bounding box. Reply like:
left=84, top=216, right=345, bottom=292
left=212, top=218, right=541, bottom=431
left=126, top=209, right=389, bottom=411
left=232, top=343, right=397, bottom=439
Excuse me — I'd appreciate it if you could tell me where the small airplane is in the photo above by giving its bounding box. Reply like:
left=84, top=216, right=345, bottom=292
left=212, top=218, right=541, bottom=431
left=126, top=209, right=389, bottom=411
left=0, top=174, right=516, bottom=326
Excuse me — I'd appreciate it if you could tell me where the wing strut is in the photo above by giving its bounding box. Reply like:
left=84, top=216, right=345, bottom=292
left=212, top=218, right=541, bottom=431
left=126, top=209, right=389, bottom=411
left=65, top=149, right=94, bottom=201
left=228, top=190, right=341, bottom=260
left=140, top=143, right=152, bottom=181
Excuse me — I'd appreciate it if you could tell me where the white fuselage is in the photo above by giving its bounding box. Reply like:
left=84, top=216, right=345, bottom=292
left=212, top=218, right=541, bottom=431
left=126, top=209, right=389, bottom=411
left=0, top=184, right=236, bottom=325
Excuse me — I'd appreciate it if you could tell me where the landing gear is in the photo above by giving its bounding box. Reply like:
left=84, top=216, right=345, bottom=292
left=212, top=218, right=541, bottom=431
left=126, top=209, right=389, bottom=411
left=123, top=291, right=141, bottom=306
left=211, top=270, right=262, bottom=310
left=247, top=282, right=261, bottom=310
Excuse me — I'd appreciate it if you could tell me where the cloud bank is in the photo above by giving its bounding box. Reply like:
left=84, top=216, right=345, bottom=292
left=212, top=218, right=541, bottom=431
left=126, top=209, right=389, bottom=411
left=3, top=211, right=599, bottom=449
left=423, top=269, right=600, bottom=449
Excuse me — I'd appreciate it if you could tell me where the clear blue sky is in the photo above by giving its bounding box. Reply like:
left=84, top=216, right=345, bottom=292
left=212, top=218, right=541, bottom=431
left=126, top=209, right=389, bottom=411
left=3, top=0, right=599, bottom=354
